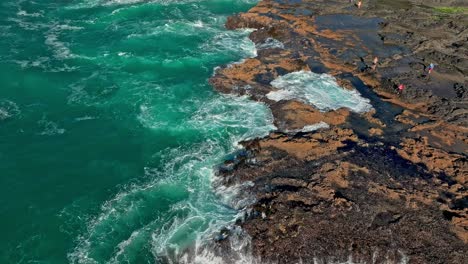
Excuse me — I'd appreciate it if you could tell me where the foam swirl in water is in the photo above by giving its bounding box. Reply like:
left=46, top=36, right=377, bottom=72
left=267, top=70, right=372, bottom=113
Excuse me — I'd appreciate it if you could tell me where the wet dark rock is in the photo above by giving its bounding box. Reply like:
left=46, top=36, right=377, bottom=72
left=449, top=197, right=468, bottom=211
left=215, top=227, right=231, bottom=242
left=254, top=71, right=275, bottom=85
left=454, top=83, right=467, bottom=99
left=371, top=212, right=403, bottom=228
left=274, top=67, right=289, bottom=76
left=306, top=58, right=328, bottom=74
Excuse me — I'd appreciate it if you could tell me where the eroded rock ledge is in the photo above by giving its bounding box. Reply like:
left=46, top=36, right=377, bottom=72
left=210, top=0, right=467, bottom=263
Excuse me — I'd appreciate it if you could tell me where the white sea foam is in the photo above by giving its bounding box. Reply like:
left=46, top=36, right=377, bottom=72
left=302, top=122, right=330, bottom=132
left=126, top=19, right=214, bottom=39
left=13, top=57, right=79, bottom=72
left=45, top=32, right=73, bottom=59
left=70, top=0, right=150, bottom=9
left=0, top=100, right=20, bottom=121
left=70, top=0, right=254, bottom=10
left=14, top=57, right=49, bottom=69
left=104, top=0, right=147, bottom=6
left=45, top=24, right=83, bottom=59
left=266, top=89, right=294, bottom=101
left=178, top=225, right=260, bottom=264
left=74, top=116, right=97, bottom=121
left=47, top=64, right=80, bottom=72
left=37, top=118, right=65, bottom=136
left=192, top=20, right=204, bottom=28
left=207, top=29, right=257, bottom=58
left=69, top=93, right=275, bottom=264
left=187, top=94, right=276, bottom=141
left=284, top=121, right=330, bottom=133
left=256, top=37, right=284, bottom=50
left=67, top=4, right=271, bottom=263
left=17, top=10, right=43, bottom=17
left=213, top=181, right=256, bottom=210
left=108, top=229, right=143, bottom=263
left=267, top=71, right=372, bottom=113
left=7, top=17, right=48, bottom=31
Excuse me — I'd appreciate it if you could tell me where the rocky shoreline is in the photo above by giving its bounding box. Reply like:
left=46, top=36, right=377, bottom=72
left=210, top=0, right=467, bottom=263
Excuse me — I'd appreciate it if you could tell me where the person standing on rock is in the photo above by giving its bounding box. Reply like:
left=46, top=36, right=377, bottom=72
left=371, top=56, right=378, bottom=71
left=357, top=0, right=362, bottom=9
left=427, top=63, right=435, bottom=74
left=397, top=84, right=405, bottom=95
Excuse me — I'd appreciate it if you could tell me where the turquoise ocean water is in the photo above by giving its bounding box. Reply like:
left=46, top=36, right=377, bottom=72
left=0, top=0, right=276, bottom=263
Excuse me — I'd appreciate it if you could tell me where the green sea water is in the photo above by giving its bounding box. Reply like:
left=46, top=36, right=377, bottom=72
left=0, top=0, right=275, bottom=263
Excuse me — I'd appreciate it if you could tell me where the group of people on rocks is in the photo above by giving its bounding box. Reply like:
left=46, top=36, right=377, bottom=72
left=370, top=56, right=435, bottom=96
left=349, top=0, right=437, bottom=96
left=334, top=1, right=439, bottom=97
left=367, top=56, right=435, bottom=95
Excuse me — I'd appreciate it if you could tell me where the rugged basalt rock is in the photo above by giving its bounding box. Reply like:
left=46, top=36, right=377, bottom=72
left=210, top=0, right=467, bottom=263
left=219, top=133, right=467, bottom=264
